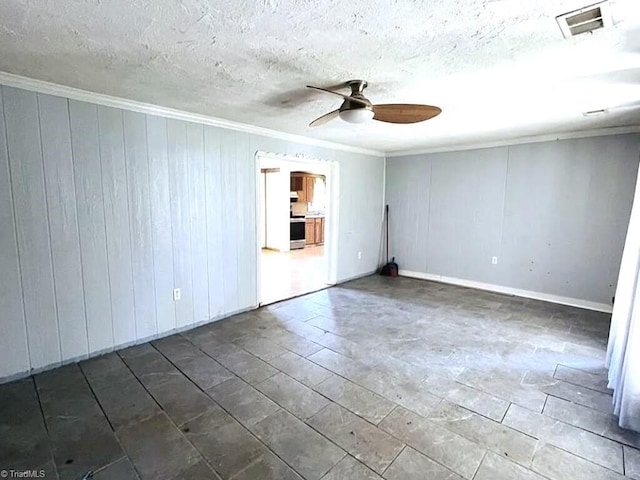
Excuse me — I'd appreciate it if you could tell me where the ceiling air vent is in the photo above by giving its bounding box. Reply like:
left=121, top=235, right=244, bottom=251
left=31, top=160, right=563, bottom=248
left=556, top=1, right=613, bottom=38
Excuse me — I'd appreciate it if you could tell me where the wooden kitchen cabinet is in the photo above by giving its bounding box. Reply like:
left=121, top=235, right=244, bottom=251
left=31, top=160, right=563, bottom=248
left=305, top=176, right=315, bottom=204
left=291, top=173, right=317, bottom=204
left=314, top=217, right=324, bottom=244
left=305, top=217, right=324, bottom=246
left=305, top=219, right=315, bottom=245
left=290, top=175, right=304, bottom=193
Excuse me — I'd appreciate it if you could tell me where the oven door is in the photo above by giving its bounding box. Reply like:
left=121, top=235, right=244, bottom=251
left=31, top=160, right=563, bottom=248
left=290, top=219, right=306, bottom=249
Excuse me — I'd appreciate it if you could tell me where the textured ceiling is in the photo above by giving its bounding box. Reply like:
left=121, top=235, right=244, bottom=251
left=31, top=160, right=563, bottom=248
left=1, top=0, right=640, bottom=153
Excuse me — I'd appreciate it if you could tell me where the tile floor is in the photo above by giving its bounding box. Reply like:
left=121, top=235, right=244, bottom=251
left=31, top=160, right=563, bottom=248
left=2, top=275, right=640, bottom=480
left=260, top=246, right=328, bottom=305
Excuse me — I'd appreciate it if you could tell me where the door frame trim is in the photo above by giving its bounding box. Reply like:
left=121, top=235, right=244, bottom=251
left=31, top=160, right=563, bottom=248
left=254, top=151, right=339, bottom=306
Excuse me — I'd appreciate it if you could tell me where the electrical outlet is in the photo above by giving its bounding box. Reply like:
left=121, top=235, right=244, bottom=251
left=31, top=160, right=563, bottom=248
left=173, top=288, right=181, bottom=301
left=357, top=251, right=362, bottom=260
left=491, top=256, right=498, bottom=265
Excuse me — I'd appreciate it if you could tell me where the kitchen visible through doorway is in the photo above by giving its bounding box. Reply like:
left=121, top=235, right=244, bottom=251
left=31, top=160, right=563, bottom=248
left=257, top=153, right=335, bottom=305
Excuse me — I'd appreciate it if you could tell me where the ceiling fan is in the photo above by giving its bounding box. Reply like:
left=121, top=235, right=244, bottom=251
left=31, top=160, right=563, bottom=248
left=307, top=80, right=441, bottom=127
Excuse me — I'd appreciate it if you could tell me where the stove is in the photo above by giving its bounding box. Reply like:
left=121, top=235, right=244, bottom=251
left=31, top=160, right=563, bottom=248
left=290, top=215, right=306, bottom=249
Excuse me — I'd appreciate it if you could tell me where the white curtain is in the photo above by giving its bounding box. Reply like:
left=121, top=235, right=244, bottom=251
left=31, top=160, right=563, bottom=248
left=606, top=165, right=640, bottom=433
left=310, top=177, right=326, bottom=211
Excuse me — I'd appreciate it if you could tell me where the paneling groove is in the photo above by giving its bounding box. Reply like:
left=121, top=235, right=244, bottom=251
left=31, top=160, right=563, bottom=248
left=147, top=115, right=176, bottom=333
left=123, top=111, right=157, bottom=339
left=38, top=94, right=88, bottom=360
left=204, top=126, right=224, bottom=318
left=186, top=122, right=209, bottom=323
left=69, top=100, right=114, bottom=353
left=97, top=106, right=137, bottom=345
left=0, top=87, right=30, bottom=377
left=3, top=86, right=60, bottom=370
left=167, top=119, right=194, bottom=328
left=220, top=130, right=240, bottom=313
left=0, top=84, right=385, bottom=381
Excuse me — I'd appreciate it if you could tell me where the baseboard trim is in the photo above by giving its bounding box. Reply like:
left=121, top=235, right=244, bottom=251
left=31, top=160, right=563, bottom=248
left=337, top=269, right=378, bottom=284
left=399, top=270, right=613, bottom=313
left=0, top=305, right=257, bottom=385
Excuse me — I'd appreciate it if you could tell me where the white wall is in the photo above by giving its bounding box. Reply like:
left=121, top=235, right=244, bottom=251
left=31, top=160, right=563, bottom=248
left=263, top=169, right=289, bottom=251
left=386, top=134, right=640, bottom=310
left=0, top=85, right=385, bottom=381
left=260, top=172, right=266, bottom=248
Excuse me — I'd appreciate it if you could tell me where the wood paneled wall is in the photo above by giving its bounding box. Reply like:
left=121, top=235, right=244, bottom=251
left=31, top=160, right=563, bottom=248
left=0, top=85, right=385, bottom=380
left=386, top=136, right=640, bottom=307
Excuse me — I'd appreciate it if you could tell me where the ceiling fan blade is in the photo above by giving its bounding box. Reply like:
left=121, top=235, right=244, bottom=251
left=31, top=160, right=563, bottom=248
left=372, top=104, right=442, bottom=124
left=307, top=85, right=370, bottom=107
left=309, top=109, right=340, bottom=127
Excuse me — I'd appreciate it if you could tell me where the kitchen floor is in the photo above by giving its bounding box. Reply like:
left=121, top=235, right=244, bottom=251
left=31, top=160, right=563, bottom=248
left=260, top=246, right=328, bottom=305
left=2, top=275, right=639, bottom=480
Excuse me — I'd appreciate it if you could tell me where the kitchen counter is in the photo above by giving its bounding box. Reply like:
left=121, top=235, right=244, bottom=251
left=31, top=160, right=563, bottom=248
left=305, top=213, right=325, bottom=218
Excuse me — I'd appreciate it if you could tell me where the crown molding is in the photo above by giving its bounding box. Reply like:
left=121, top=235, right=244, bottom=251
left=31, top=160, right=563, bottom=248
left=386, top=125, right=640, bottom=157
left=4, top=71, right=638, bottom=159
left=0, top=71, right=385, bottom=158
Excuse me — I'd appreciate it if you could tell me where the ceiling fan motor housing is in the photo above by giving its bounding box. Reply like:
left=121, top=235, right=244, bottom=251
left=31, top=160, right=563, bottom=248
left=339, top=80, right=374, bottom=123
left=341, top=80, right=372, bottom=110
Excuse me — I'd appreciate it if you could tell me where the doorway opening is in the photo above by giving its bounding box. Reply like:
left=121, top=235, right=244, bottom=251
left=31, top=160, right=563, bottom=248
left=256, top=152, right=338, bottom=306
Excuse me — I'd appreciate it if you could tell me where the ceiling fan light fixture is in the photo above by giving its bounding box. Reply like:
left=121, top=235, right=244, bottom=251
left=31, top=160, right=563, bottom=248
left=339, top=108, right=375, bottom=124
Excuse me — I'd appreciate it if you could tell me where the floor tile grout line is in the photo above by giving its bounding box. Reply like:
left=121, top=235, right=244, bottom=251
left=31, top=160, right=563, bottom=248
left=288, top=398, right=395, bottom=467
left=253, top=373, right=331, bottom=423
left=177, top=322, right=308, bottom=380
left=377, top=404, right=399, bottom=427
left=78, top=362, right=118, bottom=433
left=306, top=372, right=400, bottom=423
left=455, top=373, right=548, bottom=415
left=234, top=309, right=328, bottom=357
left=181, top=337, right=277, bottom=379
left=111, top=349, right=204, bottom=479
left=302, top=348, right=414, bottom=408
left=550, top=374, right=613, bottom=396
left=430, top=400, right=544, bottom=462
left=149, top=340, right=337, bottom=480
left=536, top=441, right=626, bottom=476
left=541, top=407, right=640, bottom=450
left=432, top=395, right=510, bottom=426
left=543, top=391, right=612, bottom=415
left=510, top=404, right=633, bottom=469
left=541, top=394, right=549, bottom=415
left=31, top=375, right=51, bottom=435
left=131, top=345, right=264, bottom=479
left=250, top=407, right=349, bottom=479
left=380, top=443, right=407, bottom=476
left=42, top=364, right=142, bottom=479
left=500, top=402, right=512, bottom=424
left=375, top=410, right=486, bottom=479
left=470, top=450, right=488, bottom=480
left=30, top=375, right=60, bottom=478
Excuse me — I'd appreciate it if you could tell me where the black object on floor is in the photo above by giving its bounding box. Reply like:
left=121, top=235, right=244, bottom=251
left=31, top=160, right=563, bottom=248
left=380, top=204, right=398, bottom=277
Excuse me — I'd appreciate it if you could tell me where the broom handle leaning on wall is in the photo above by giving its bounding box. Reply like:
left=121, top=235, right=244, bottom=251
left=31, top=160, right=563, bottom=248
left=386, top=204, right=389, bottom=264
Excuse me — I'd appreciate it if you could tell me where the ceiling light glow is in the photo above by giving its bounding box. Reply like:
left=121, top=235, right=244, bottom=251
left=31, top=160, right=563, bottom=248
left=339, top=108, right=375, bottom=124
